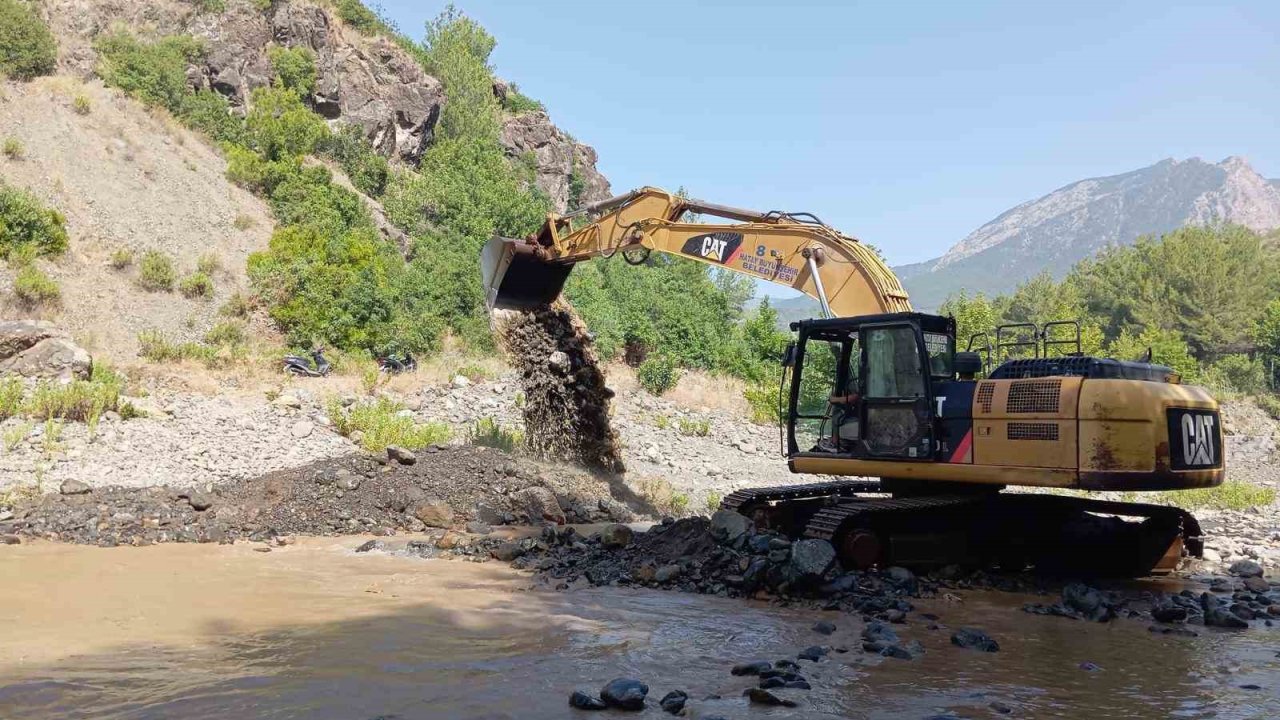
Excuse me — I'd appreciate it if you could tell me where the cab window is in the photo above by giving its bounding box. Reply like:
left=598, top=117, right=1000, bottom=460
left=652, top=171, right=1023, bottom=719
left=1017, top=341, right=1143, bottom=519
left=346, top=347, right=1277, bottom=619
left=865, top=326, right=925, bottom=398
left=924, top=332, right=954, bottom=378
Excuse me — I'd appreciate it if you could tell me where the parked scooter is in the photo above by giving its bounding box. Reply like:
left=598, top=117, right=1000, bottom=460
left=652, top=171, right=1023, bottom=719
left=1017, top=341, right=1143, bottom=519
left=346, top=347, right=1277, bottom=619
left=377, top=353, right=417, bottom=374
left=283, top=347, right=331, bottom=377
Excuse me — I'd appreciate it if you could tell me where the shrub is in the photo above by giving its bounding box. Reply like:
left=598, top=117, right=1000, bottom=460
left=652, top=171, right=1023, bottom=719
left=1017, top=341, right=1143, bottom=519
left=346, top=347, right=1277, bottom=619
left=110, top=248, right=133, bottom=269
left=179, top=271, right=214, bottom=298
left=180, top=89, right=245, bottom=144
left=321, top=124, right=389, bottom=197
left=677, top=417, right=711, bottom=437
left=22, top=376, right=122, bottom=423
left=1256, top=393, right=1280, bottom=420
left=335, top=0, right=383, bottom=34
left=636, top=476, right=690, bottom=517
left=137, top=328, right=242, bottom=368
left=203, top=319, right=245, bottom=346
left=197, top=252, right=221, bottom=275
left=233, top=215, right=256, bottom=231
left=0, top=184, right=68, bottom=258
left=2, top=137, right=22, bottom=160
left=268, top=45, right=316, bottom=96
left=500, top=83, right=544, bottom=114
left=2, top=421, right=30, bottom=450
left=455, top=363, right=489, bottom=383
left=219, top=291, right=251, bottom=317
left=95, top=33, right=204, bottom=113
left=637, top=354, right=680, bottom=395
left=244, top=86, right=329, bottom=160
left=326, top=396, right=451, bottom=452
left=137, top=250, right=176, bottom=291
left=705, top=491, right=723, bottom=515
left=1202, top=354, right=1266, bottom=396
left=187, top=0, right=227, bottom=13
left=13, top=264, right=59, bottom=305
left=72, top=95, right=92, bottom=115
left=467, top=416, right=523, bottom=452
left=744, top=380, right=783, bottom=425
left=0, top=0, right=58, bottom=80
left=0, top=376, right=24, bottom=419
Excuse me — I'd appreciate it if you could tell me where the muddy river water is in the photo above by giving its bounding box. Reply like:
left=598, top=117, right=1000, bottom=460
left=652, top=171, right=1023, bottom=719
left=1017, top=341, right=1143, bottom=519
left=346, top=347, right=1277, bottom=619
left=1, top=538, right=1276, bottom=719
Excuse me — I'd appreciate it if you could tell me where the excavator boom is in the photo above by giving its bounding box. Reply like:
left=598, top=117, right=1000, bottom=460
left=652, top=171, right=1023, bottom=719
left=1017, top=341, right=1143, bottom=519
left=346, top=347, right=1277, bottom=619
left=482, top=187, right=910, bottom=317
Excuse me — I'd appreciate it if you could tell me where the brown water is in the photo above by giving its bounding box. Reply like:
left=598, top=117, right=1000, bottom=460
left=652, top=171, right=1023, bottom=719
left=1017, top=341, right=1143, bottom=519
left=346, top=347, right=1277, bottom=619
left=1, top=539, right=1277, bottom=720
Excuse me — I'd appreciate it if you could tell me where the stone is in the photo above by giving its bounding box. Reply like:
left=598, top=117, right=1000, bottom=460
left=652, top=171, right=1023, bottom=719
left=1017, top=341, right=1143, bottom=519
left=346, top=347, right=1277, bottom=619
left=744, top=687, right=797, bottom=707
left=451, top=375, right=472, bottom=388
left=600, top=523, right=634, bottom=549
left=654, top=564, right=682, bottom=583
left=951, top=628, right=1000, bottom=652
left=548, top=350, right=571, bottom=372
left=386, top=446, right=417, bottom=465
left=1, top=534, right=20, bottom=545
left=187, top=491, right=214, bottom=511
left=411, top=500, right=454, bottom=528
left=0, top=320, right=92, bottom=380
left=1152, top=606, right=1188, bottom=624
left=599, top=678, right=648, bottom=711
left=789, top=539, right=837, bottom=581
left=272, top=394, right=302, bottom=410
left=710, top=509, right=752, bottom=546
left=1229, top=559, right=1264, bottom=578
left=59, top=479, right=90, bottom=495
left=1243, top=576, right=1269, bottom=593
left=435, top=531, right=464, bottom=549
left=569, top=690, right=607, bottom=710
left=290, top=420, right=314, bottom=439
left=797, top=645, right=828, bottom=662
left=812, top=620, right=837, bottom=635
left=464, top=521, right=492, bottom=535
left=491, top=542, right=525, bottom=562
left=334, top=473, right=361, bottom=491
left=861, top=621, right=900, bottom=645
left=514, top=486, right=565, bottom=525
left=731, top=660, right=771, bottom=676
left=658, top=690, right=687, bottom=714
left=355, top=539, right=385, bottom=553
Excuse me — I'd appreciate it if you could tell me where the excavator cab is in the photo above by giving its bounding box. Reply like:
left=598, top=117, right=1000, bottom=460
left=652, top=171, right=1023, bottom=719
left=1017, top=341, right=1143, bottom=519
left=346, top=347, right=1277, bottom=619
left=787, top=313, right=963, bottom=462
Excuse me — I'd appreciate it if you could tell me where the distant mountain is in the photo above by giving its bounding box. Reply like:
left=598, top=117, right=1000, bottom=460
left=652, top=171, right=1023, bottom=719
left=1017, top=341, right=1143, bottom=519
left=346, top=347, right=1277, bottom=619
left=897, top=157, right=1280, bottom=311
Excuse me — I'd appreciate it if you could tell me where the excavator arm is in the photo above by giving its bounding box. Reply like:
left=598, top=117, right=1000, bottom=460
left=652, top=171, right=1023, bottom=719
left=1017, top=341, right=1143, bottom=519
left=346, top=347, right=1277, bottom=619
left=481, top=187, right=911, bottom=316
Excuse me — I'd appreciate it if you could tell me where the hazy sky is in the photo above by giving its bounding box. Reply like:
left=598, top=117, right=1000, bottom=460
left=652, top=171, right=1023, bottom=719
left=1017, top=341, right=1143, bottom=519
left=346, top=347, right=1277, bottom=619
left=378, top=0, right=1278, bottom=276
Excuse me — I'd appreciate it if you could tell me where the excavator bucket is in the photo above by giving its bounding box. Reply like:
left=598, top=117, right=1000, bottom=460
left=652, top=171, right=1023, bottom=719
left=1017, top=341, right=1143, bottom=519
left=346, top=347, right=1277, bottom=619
left=481, top=235, right=573, bottom=311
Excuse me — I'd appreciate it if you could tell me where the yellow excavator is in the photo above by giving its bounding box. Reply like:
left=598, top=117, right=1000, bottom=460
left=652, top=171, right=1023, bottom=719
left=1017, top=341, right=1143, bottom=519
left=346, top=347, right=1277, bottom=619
left=481, top=187, right=1224, bottom=575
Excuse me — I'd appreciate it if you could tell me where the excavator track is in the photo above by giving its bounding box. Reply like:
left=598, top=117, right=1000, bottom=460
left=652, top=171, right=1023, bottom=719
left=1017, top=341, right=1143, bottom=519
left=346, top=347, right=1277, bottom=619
left=720, top=479, right=883, bottom=514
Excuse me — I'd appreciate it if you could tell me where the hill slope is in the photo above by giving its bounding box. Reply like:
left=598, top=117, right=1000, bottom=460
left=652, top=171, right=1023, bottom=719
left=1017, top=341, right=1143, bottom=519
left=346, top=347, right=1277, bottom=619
left=898, top=156, right=1280, bottom=310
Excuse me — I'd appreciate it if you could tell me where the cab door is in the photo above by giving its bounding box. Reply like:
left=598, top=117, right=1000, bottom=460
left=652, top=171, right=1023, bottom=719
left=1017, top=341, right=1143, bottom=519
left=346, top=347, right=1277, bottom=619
left=860, top=323, right=933, bottom=459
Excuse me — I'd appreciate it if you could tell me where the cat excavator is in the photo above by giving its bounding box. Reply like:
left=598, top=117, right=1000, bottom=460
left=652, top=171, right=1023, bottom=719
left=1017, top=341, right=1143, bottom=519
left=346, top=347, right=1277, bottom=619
left=481, top=187, right=1224, bottom=575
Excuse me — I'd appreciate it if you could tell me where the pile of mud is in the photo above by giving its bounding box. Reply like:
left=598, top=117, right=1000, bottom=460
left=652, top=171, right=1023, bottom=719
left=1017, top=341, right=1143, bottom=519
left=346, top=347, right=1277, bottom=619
left=1, top=447, right=633, bottom=546
left=495, top=302, right=625, bottom=473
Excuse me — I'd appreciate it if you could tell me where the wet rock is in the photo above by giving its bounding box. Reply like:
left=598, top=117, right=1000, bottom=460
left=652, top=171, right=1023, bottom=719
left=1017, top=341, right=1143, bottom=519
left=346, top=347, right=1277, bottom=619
left=59, top=479, right=90, bottom=495
left=1079, top=661, right=1101, bottom=672
left=709, top=509, right=750, bottom=546
left=1152, top=606, right=1188, bottom=624
left=514, top=486, right=566, bottom=525
left=491, top=542, right=525, bottom=562
left=731, top=660, right=771, bottom=676
left=789, top=539, right=836, bottom=581
left=862, top=621, right=900, bottom=645
left=745, top=687, right=798, bottom=707
left=989, top=701, right=1014, bottom=714
left=798, top=645, right=829, bottom=662
left=600, top=523, right=634, bottom=549
left=1201, top=593, right=1249, bottom=629
left=812, top=620, right=837, bottom=635
left=355, top=539, right=385, bottom=553
left=1229, top=559, right=1264, bottom=578
left=654, top=564, right=682, bottom=583
left=951, top=628, right=999, bottom=652
left=1, top=534, right=20, bottom=545
left=659, top=690, right=688, bottom=714
left=569, top=690, right=607, bottom=710
left=600, top=677, right=648, bottom=711
left=1243, top=576, right=1269, bottom=593
left=464, top=521, right=492, bottom=535
left=386, top=446, right=417, bottom=465
left=411, top=500, right=455, bottom=528
left=783, top=680, right=812, bottom=689
left=886, top=566, right=917, bottom=591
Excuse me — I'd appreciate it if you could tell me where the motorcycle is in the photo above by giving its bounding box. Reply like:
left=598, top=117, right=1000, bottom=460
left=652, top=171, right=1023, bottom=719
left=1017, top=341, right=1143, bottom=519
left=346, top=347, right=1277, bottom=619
left=283, top=347, right=331, bottom=377
left=377, top=352, right=417, bottom=374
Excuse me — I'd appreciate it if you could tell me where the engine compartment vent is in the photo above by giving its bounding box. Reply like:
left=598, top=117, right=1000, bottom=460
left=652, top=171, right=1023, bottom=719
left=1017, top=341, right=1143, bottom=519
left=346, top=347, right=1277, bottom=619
left=977, top=382, right=995, bottom=414
left=1008, top=422, right=1060, bottom=441
left=1007, top=379, right=1061, bottom=414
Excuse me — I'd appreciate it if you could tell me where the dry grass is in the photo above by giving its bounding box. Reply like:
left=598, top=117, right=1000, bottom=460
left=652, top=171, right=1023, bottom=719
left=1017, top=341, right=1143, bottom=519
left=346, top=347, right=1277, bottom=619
left=634, top=475, right=691, bottom=517
left=607, top=364, right=749, bottom=415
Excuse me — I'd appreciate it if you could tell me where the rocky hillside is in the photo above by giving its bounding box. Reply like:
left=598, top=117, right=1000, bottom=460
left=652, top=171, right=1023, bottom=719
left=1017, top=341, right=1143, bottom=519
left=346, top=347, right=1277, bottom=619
left=0, top=0, right=609, bottom=359
left=898, top=156, right=1280, bottom=310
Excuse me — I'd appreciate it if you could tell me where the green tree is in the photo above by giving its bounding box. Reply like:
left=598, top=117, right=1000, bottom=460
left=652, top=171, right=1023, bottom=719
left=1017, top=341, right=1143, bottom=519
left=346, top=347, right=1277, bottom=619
left=267, top=45, right=317, bottom=96
left=0, top=0, right=57, bottom=80
left=1107, top=327, right=1199, bottom=381
left=94, top=33, right=204, bottom=113
left=0, top=183, right=68, bottom=258
left=939, top=290, right=999, bottom=352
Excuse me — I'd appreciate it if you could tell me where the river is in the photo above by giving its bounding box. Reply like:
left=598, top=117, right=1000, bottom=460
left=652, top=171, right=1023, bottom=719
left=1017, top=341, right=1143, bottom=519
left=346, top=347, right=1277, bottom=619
left=1, top=538, right=1276, bottom=719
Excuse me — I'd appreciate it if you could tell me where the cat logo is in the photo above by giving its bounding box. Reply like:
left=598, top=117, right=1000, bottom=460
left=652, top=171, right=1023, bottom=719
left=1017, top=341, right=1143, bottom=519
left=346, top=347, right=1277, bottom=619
left=1167, top=409, right=1221, bottom=470
left=679, top=232, right=744, bottom=265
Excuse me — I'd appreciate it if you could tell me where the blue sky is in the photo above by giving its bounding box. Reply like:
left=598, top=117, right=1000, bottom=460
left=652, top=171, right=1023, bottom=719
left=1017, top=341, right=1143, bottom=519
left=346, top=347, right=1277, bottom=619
left=378, top=0, right=1278, bottom=295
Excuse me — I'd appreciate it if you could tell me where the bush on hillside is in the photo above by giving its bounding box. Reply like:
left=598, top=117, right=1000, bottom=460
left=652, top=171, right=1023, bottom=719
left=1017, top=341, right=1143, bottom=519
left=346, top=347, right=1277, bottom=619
left=321, top=124, right=389, bottom=197
left=0, top=0, right=57, bottom=80
left=12, top=264, right=59, bottom=306
left=136, top=250, right=176, bottom=291
left=243, top=86, right=329, bottom=161
left=178, top=271, right=214, bottom=298
left=267, top=45, right=316, bottom=96
left=95, top=33, right=204, bottom=113
left=637, top=354, right=680, bottom=396
left=335, top=0, right=383, bottom=35
left=0, top=184, right=69, bottom=259
left=180, top=89, right=245, bottom=144
left=500, top=83, right=544, bottom=114
left=1202, top=354, right=1267, bottom=396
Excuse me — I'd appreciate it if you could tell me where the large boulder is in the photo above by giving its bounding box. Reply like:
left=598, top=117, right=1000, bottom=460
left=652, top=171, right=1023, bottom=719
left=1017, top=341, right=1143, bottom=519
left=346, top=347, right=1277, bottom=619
left=0, top=320, right=91, bottom=380
left=709, top=509, right=751, bottom=546
left=513, top=486, right=565, bottom=524
left=500, top=111, right=611, bottom=212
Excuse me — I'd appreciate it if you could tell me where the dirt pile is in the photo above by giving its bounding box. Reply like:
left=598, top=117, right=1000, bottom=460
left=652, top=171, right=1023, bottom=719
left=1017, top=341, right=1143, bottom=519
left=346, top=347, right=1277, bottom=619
left=2, top=446, right=632, bottom=545
left=496, top=303, right=624, bottom=473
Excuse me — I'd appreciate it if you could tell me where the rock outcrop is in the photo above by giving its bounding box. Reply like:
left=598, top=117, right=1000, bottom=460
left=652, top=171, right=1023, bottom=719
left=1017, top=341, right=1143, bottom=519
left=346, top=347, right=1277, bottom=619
left=0, top=320, right=91, bottom=380
left=42, top=0, right=608, bottom=202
